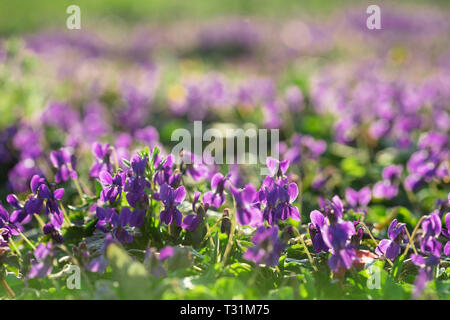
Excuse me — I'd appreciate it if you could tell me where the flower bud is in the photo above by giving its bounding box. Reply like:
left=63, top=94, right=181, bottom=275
left=221, top=209, right=231, bottom=235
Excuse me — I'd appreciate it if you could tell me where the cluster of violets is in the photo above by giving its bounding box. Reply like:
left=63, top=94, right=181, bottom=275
left=0, top=138, right=448, bottom=297
left=0, top=5, right=449, bottom=299
left=410, top=208, right=450, bottom=298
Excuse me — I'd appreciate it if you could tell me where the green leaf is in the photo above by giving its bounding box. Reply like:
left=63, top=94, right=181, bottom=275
left=106, top=244, right=153, bottom=299
left=122, top=159, right=131, bottom=168
left=226, top=262, right=252, bottom=277
left=397, top=207, right=417, bottom=226
left=390, top=254, right=406, bottom=281
left=340, top=157, right=366, bottom=178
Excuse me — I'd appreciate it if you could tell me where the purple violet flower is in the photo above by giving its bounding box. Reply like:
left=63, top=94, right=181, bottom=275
left=95, top=206, right=116, bottom=233
left=27, top=175, right=65, bottom=229
left=0, top=203, right=20, bottom=237
left=308, top=210, right=328, bottom=253
left=98, top=206, right=145, bottom=243
left=158, top=183, right=186, bottom=226
left=266, top=157, right=290, bottom=181
left=259, top=177, right=282, bottom=225
left=154, top=154, right=181, bottom=187
left=345, top=187, right=371, bottom=212
left=382, top=165, right=403, bottom=182
left=372, top=180, right=399, bottom=200
left=43, top=223, right=64, bottom=243
left=159, top=246, right=174, bottom=261
left=243, top=226, right=285, bottom=267
left=322, top=220, right=356, bottom=272
left=6, top=194, right=32, bottom=226
left=410, top=253, right=440, bottom=299
left=179, top=150, right=209, bottom=181
left=375, top=219, right=406, bottom=261
left=230, top=184, right=261, bottom=226
left=203, top=172, right=230, bottom=209
left=124, top=154, right=150, bottom=208
left=443, top=213, right=450, bottom=256
left=182, top=192, right=203, bottom=232
left=276, top=182, right=300, bottom=221
left=99, top=171, right=125, bottom=205
left=50, top=148, right=77, bottom=183
left=90, top=142, right=114, bottom=178
left=110, top=207, right=145, bottom=243
left=419, top=212, right=442, bottom=258
left=28, top=243, right=54, bottom=279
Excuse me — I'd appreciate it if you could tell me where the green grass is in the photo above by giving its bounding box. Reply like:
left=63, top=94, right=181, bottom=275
left=1, top=0, right=449, bottom=35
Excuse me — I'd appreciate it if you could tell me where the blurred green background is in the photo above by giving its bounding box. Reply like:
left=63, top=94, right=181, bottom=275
left=1, top=0, right=450, bottom=35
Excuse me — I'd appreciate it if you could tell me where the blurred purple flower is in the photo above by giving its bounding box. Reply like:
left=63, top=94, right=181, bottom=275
left=90, top=142, right=114, bottom=178
left=243, top=226, right=285, bottom=267
left=203, top=172, right=230, bottom=209
left=159, top=246, right=174, bottom=261
left=345, top=187, right=371, bottom=208
left=50, top=148, right=77, bottom=183
left=230, top=184, right=261, bottom=226
left=28, top=243, right=54, bottom=279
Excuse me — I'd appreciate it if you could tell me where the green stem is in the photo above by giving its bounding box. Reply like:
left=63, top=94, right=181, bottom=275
left=67, top=163, right=85, bottom=204
left=222, top=207, right=237, bottom=267
left=34, top=214, right=45, bottom=229
left=1, top=279, right=15, bottom=299
left=403, top=227, right=418, bottom=255
left=9, top=237, right=21, bottom=257
left=110, top=146, right=120, bottom=172
left=60, top=203, right=72, bottom=227
left=16, top=229, right=36, bottom=250
left=298, top=234, right=317, bottom=271
left=292, top=227, right=317, bottom=271
left=359, top=222, right=393, bottom=267
left=202, top=218, right=222, bottom=243
left=403, top=215, right=427, bottom=257
left=204, top=218, right=215, bottom=248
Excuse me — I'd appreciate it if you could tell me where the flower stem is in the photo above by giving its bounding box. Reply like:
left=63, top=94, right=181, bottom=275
left=16, top=230, right=36, bottom=250
left=1, top=279, right=15, bottom=299
left=248, top=265, right=261, bottom=287
left=204, top=218, right=215, bottom=248
left=67, top=163, right=86, bottom=204
left=202, top=218, right=222, bottom=243
left=80, top=179, right=94, bottom=197
left=403, top=215, right=427, bottom=257
left=403, top=227, right=418, bottom=255
left=73, top=177, right=86, bottom=204
left=359, top=222, right=394, bottom=267
left=9, top=238, right=21, bottom=257
left=60, top=203, right=72, bottom=227
left=111, top=146, right=120, bottom=172
left=404, top=188, right=418, bottom=206
left=298, top=177, right=303, bottom=217
left=292, top=228, right=317, bottom=271
left=298, top=234, right=317, bottom=271
left=34, top=214, right=45, bottom=229
left=222, top=208, right=237, bottom=267
left=192, top=265, right=202, bottom=272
